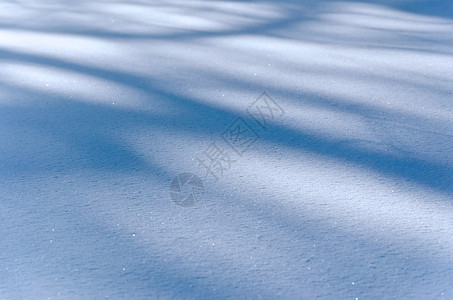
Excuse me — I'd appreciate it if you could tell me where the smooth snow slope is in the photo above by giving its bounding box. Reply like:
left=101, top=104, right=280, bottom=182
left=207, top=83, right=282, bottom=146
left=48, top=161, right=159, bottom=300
left=1, top=0, right=453, bottom=299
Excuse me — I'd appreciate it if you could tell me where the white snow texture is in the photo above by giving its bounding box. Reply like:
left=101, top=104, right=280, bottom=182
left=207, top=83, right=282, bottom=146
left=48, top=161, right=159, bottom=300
left=1, top=0, right=453, bottom=299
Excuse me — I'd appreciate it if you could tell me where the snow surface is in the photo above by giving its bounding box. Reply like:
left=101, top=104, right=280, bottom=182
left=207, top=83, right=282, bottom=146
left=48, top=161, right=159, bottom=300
left=1, top=0, right=453, bottom=299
